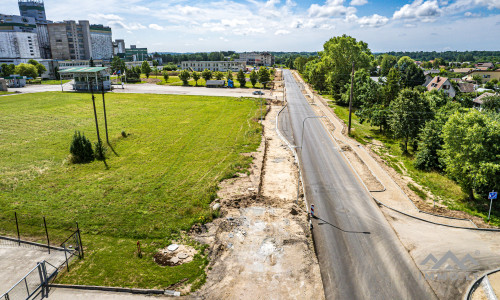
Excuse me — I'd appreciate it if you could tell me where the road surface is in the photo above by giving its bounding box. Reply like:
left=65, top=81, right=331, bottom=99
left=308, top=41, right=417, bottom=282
left=281, top=70, right=437, bottom=299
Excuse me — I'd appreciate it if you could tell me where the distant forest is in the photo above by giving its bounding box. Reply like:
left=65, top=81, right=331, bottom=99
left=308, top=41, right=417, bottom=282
left=379, top=51, right=500, bottom=63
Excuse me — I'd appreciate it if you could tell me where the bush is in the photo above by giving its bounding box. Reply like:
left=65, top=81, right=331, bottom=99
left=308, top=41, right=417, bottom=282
left=70, top=131, right=94, bottom=163
left=94, top=140, right=107, bottom=161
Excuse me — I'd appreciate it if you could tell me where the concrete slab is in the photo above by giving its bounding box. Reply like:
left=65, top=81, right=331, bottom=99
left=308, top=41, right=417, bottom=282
left=0, top=239, right=68, bottom=295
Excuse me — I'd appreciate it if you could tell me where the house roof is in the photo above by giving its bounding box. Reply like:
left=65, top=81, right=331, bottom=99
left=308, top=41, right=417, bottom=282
left=473, top=92, right=496, bottom=105
left=457, top=82, right=475, bottom=93
left=452, top=68, right=473, bottom=74
left=476, top=62, right=494, bottom=68
left=426, top=76, right=449, bottom=91
left=59, top=67, right=109, bottom=73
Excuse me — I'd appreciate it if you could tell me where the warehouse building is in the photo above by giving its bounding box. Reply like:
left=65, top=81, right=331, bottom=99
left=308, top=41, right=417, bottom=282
left=0, top=14, right=41, bottom=64
left=180, top=61, right=246, bottom=72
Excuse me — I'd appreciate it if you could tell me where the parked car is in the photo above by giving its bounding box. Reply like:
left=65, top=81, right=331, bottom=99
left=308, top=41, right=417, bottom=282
left=253, top=91, right=264, bottom=95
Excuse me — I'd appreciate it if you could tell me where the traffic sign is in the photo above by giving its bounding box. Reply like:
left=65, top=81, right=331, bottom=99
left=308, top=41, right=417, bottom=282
left=489, top=192, right=498, bottom=200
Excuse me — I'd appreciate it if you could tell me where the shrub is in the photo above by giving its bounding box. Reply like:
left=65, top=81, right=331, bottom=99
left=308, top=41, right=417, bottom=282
left=94, top=140, right=107, bottom=161
left=70, top=131, right=94, bottom=163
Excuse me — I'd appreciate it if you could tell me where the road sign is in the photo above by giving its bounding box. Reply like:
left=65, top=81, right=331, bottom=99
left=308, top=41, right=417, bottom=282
left=489, top=192, right=497, bottom=200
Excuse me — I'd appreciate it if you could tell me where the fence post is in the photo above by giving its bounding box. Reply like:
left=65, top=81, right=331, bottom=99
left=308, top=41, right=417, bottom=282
left=15, top=212, right=20, bottom=246
left=76, top=222, right=84, bottom=258
left=37, top=262, right=44, bottom=298
left=43, top=217, right=50, bottom=254
left=63, top=244, right=69, bottom=272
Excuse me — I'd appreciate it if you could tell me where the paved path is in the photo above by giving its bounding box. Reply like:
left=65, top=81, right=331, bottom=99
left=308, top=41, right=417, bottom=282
left=282, top=69, right=436, bottom=299
left=8, top=82, right=268, bottom=98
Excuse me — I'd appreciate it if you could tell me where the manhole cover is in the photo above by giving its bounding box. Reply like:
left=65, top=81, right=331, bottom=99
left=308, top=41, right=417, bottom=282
left=178, top=252, right=188, bottom=259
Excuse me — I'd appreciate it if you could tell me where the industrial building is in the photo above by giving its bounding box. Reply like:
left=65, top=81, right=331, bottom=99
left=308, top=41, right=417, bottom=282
left=18, top=0, right=52, bottom=59
left=0, top=14, right=41, bottom=64
left=125, top=45, right=148, bottom=61
left=113, top=39, right=125, bottom=56
left=180, top=61, right=246, bottom=72
left=236, top=52, right=274, bottom=67
left=47, top=20, right=112, bottom=61
left=90, top=24, right=113, bottom=60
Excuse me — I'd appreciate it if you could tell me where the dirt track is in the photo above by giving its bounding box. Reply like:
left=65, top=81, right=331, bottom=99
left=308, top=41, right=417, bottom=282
left=192, top=104, right=324, bottom=299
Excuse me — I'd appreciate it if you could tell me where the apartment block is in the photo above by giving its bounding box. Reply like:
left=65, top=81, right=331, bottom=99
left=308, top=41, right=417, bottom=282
left=90, top=25, right=113, bottom=60
left=0, top=14, right=41, bottom=64
left=48, top=20, right=92, bottom=60
left=113, top=39, right=125, bottom=56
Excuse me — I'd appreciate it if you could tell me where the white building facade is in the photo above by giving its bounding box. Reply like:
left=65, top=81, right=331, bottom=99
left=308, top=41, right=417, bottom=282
left=180, top=61, right=246, bottom=72
left=0, top=14, right=41, bottom=64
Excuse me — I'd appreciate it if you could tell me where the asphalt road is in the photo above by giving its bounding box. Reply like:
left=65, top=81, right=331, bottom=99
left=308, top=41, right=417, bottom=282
left=281, top=70, right=437, bottom=299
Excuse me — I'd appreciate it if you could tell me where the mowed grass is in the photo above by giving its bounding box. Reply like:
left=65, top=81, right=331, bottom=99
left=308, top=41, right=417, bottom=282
left=330, top=104, right=499, bottom=226
left=0, top=92, right=262, bottom=287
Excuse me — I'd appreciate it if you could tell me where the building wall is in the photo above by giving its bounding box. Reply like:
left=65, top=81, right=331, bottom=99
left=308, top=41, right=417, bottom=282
left=238, top=52, right=274, bottom=66
left=48, top=23, right=70, bottom=60
left=464, top=71, right=500, bottom=82
left=0, top=32, right=41, bottom=63
left=48, top=20, right=97, bottom=60
left=18, top=1, right=52, bottom=59
left=180, top=61, right=246, bottom=72
left=90, top=30, right=113, bottom=60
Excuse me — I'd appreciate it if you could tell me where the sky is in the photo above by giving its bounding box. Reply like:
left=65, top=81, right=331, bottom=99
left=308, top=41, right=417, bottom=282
left=3, top=0, right=500, bottom=53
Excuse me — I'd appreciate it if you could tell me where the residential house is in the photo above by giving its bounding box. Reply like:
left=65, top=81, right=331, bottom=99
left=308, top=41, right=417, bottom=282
left=463, top=70, right=500, bottom=83
left=475, top=62, right=495, bottom=70
left=426, top=76, right=456, bottom=97
left=451, top=68, right=473, bottom=74
left=457, top=82, right=475, bottom=93
left=472, top=92, right=496, bottom=109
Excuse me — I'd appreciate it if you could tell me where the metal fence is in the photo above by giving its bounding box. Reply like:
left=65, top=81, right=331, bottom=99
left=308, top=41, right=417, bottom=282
left=0, top=260, right=57, bottom=300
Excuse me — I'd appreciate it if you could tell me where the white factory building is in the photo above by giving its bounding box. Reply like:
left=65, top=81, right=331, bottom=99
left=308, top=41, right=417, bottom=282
left=0, top=14, right=41, bottom=64
left=180, top=61, right=246, bottom=72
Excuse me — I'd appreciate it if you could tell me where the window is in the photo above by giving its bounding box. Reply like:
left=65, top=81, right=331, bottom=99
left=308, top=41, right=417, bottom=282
left=67, top=32, right=72, bottom=37
left=56, top=39, right=62, bottom=43
left=68, top=38, right=73, bottom=42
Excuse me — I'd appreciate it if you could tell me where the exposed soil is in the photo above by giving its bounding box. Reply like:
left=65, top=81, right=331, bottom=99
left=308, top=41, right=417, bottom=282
left=154, top=244, right=197, bottom=267
left=191, top=102, right=324, bottom=299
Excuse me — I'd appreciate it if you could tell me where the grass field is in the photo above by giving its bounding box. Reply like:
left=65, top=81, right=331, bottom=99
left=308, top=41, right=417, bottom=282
left=331, top=104, right=499, bottom=226
left=0, top=92, right=262, bottom=288
left=0, top=91, right=15, bottom=95
left=41, top=80, right=71, bottom=85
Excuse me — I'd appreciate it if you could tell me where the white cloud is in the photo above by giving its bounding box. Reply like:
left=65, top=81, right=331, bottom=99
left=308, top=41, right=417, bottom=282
left=108, top=21, right=146, bottom=30
left=89, top=13, right=123, bottom=21
left=350, top=0, right=368, bottom=6
left=275, top=29, right=291, bottom=35
left=393, top=0, right=441, bottom=22
left=464, top=11, right=481, bottom=17
left=358, top=14, right=389, bottom=27
left=308, top=0, right=357, bottom=18
left=149, top=24, right=164, bottom=31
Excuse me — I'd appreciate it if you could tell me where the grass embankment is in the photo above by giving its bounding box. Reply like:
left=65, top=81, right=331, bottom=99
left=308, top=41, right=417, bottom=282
left=331, top=104, right=499, bottom=226
left=0, top=91, right=15, bottom=95
left=0, top=92, right=262, bottom=288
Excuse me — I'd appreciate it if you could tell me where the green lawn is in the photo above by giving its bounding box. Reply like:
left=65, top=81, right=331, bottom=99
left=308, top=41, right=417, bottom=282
left=331, top=104, right=499, bottom=226
left=42, top=80, right=71, bottom=85
left=0, top=92, right=262, bottom=288
left=0, top=91, right=15, bottom=95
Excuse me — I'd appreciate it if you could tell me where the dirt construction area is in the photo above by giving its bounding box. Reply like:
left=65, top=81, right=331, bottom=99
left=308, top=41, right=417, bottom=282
left=192, top=104, right=324, bottom=299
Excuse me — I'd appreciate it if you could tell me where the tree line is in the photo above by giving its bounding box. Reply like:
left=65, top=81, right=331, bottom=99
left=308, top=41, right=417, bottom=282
left=381, top=51, right=500, bottom=63
left=294, top=35, right=500, bottom=202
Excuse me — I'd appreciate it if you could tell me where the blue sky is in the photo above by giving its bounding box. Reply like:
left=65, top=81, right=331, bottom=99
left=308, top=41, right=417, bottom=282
left=3, top=0, right=500, bottom=52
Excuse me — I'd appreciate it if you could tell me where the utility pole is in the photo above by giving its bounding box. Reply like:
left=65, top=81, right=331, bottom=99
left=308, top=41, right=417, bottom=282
left=101, top=82, right=109, bottom=144
left=348, top=62, right=354, bottom=136
left=91, top=84, right=101, bottom=143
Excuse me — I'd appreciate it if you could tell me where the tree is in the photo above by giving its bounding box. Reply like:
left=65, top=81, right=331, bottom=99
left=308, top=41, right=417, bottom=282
left=162, top=71, right=169, bottom=83
left=111, top=56, right=126, bottom=74
left=389, top=88, right=432, bottom=153
left=192, top=71, right=200, bottom=86
left=141, top=61, right=152, bottom=78
left=472, top=75, right=482, bottom=84
left=214, top=71, right=224, bottom=80
left=27, top=59, right=46, bottom=77
left=226, top=70, right=233, bottom=80
left=382, top=68, right=401, bottom=105
left=201, top=69, right=212, bottom=81
left=305, top=60, right=327, bottom=92
left=237, top=69, right=246, bottom=88
left=250, top=69, right=258, bottom=88
left=322, top=35, right=374, bottom=98
left=294, top=56, right=308, bottom=73
left=258, top=67, right=271, bottom=88
left=89, top=57, right=95, bottom=67
left=401, top=63, right=425, bottom=88
left=380, top=55, right=398, bottom=76
left=441, top=110, right=500, bottom=200
left=482, top=95, right=500, bottom=112
left=14, top=63, right=38, bottom=78
left=178, top=69, right=191, bottom=85
left=152, top=60, right=159, bottom=67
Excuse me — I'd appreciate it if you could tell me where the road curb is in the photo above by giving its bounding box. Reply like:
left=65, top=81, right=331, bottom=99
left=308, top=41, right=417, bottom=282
left=48, top=284, right=180, bottom=296
left=464, top=268, right=500, bottom=300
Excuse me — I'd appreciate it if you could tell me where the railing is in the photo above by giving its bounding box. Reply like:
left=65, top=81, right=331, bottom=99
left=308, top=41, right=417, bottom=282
left=0, top=260, right=58, bottom=300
